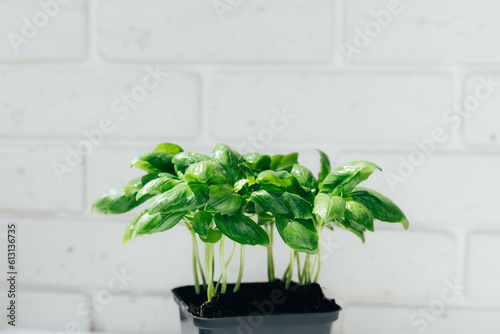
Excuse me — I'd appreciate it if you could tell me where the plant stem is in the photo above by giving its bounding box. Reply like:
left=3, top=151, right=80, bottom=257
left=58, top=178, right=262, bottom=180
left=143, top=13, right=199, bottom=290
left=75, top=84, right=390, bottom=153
left=190, top=230, right=200, bottom=294
left=205, top=243, right=215, bottom=301
left=220, top=236, right=227, bottom=294
left=302, top=254, right=310, bottom=285
left=234, top=245, right=245, bottom=293
left=285, top=249, right=294, bottom=290
left=314, top=224, right=323, bottom=283
left=295, top=250, right=303, bottom=285
left=266, top=224, right=275, bottom=282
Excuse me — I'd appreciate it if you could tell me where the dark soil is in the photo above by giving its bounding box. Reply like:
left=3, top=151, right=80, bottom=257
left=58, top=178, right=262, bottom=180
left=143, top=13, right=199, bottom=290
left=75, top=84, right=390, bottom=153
left=172, top=280, right=341, bottom=318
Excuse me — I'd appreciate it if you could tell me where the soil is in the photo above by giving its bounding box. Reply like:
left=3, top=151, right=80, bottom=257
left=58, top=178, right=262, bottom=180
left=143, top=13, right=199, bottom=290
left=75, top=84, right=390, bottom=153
left=172, top=280, right=341, bottom=318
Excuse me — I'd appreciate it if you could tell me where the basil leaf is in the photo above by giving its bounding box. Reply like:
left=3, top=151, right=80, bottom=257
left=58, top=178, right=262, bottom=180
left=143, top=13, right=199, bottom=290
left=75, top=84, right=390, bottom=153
left=214, top=213, right=269, bottom=246
left=349, top=187, right=409, bottom=229
left=332, top=218, right=366, bottom=243
left=136, top=177, right=182, bottom=201
left=313, top=193, right=345, bottom=222
left=345, top=200, right=374, bottom=232
left=211, top=143, right=241, bottom=185
left=122, top=211, right=142, bottom=245
left=250, top=187, right=289, bottom=216
left=154, top=143, right=183, bottom=154
left=281, top=192, right=314, bottom=220
left=193, top=210, right=213, bottom=238
left=317, top=149, right=331, bottom=183
left=148, top=182, right=209, bottom=214
left=238, top=163, right=256, bottom=186
left=275, top=217, right=318, bottom=254
left=172, top=152, right=210, bottom=175
left=243, top=153, right=271, bottom=172
left=291, top=164, right=317, bottom=189
left=123, top=173, right=170, bottom=196
left=92, top=187, right=148, bottom=214
left=319, top=160, right=382, bottom=195
left=256, top=170, right=298, bottom=191
left=130, top=151, right=177, bottom=174
left=184, top=161, right=226, bottom=185
left=270, top=153, right=298, bottom=172
left=205, top=184, right=243, bottom=215
left=199, top=228, right=222, bottom=244
left=123, top=210, right=187, bottom=245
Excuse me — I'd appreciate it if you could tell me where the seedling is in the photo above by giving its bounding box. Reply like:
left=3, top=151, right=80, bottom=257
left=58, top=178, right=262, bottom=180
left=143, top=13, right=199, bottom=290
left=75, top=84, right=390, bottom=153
left=93, top=143, right=408, bottom=301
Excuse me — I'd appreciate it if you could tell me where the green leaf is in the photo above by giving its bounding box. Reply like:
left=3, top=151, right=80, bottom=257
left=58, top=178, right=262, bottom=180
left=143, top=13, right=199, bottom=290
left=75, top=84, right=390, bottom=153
left=136, top=177, right=182, bottom=201
left=214, top=213, right=269, bottom=246
left=275, top=217, right=318, bottom=254
left=199, top=228, right=222, bottom=244
left=250, top=187, right=289, bottom=216
left=270, top=153, right=298, bottom=172
left=92, top=187, right=148, bottom=214
left=148, top=182, right=209, bottom=214
left=313, top=193, right=345, bottom=222
left=130, top=151, right=177, bottom=173
left=291, top=164, right=316, bottom=189
left=319, top=160, right=382, bottom=195
left=123, top=210, right=187, bottom=245
left=250, top=187, right=312, bottom=220
left=123, top=173, right=170, bottom=196
left=349, top=187, right=409, bottom=229
left=211, top=143, right=241, bottom=184
left=281, top=192, right=314, bottom=220
left=154, top=143, right=183, bottom=154
left=256, top=170, right=298, bottom=191
left=234, top=179, right=249, bottom=193
left=317, top=149, right=331, bottom=183
left=171, top=152, right=210, bottom=175
left=332, top=218, right=366, bottom=243
left=243, top=153, right=271, bottom=172
left=345, top=200, right=374, bottom=232
left=192, top=211, right=213, bottom=238
left=205, top=184, right=243, bottom=215
left=184, top=161, right=226, bottom=185
left=238, top=163, right=256, bottom=186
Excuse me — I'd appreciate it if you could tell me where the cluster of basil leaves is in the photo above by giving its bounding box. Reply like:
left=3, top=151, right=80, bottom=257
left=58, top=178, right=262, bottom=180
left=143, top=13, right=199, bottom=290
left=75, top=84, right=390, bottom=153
left=93, top=143, right=408, bottom=293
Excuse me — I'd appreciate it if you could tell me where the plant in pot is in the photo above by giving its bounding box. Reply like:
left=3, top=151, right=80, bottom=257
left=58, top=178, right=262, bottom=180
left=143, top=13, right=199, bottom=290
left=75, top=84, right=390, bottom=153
left=92, top=143, right=409, bottom=334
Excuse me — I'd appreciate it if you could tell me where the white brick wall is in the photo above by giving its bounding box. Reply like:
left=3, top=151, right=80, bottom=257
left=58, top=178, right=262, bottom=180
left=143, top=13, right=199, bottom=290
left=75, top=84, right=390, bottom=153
left=1, top=0, right=500, bottom=333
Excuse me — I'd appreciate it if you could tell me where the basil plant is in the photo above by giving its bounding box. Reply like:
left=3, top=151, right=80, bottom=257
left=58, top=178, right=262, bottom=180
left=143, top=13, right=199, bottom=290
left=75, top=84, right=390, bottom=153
left=93, top=143, right=408, bottom=301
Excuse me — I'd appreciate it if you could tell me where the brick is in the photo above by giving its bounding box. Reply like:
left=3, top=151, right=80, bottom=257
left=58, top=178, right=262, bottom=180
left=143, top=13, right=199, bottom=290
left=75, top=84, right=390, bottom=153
left=94, top=295, right=180, bottom=334
left=13, top=219, right=192, bottom=291
left=466, top=232, right=500, bottom=301
left=320, top=229, right=457, bottom=299
left=344, top=0, right=500, bottom=64
left=0, top=291, right=91, bottom=331
left=97, top=0, right=333, bottom=63
left=343, top=306, right=499, bottom=334
left=335, top=152, right=500, bottom=225
left=0, top=0, right=87, bottom=61
left=0, top=145, right=84, bottom=213
left=0, top=69, right=200, bottom=139
left=463, top=74, right=500, bottom=145
left=209, top=73, right=452, bottom=146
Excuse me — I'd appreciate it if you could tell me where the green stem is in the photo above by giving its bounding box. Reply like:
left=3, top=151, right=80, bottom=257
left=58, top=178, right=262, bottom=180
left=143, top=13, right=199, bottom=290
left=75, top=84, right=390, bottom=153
left=302, top=254, right=310, bottom=285
left=190, top=230, right=200, bottom=294
left=295, top=251, right=303, bottom=284
left=282, top=265, right=290, bottom=282
left=215, top=241, right=237, bottom=289
left=314, top=225, right=323, bottom=283
left=266, top=224, right=275, bottom=282
left=220, top=236, right=227, bottom=294
left=234, top=245, right=245, bottom=293
left=285, top=249, right=294, bottom=290
left=206, top=243, right=215, bottom=301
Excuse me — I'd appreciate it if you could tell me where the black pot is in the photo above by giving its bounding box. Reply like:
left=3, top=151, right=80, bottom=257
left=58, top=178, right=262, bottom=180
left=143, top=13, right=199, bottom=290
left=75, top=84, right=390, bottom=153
left=172, top=284, right=341, bottom=334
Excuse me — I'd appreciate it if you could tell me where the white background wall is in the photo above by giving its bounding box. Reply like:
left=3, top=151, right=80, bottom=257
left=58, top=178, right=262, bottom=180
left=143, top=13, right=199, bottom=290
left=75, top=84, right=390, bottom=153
left=1, top=0, right=500, bottom=333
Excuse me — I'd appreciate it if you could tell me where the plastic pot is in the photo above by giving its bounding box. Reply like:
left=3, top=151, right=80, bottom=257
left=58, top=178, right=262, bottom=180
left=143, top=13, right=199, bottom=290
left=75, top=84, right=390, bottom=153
left=172, top=285, right=341, bottom=334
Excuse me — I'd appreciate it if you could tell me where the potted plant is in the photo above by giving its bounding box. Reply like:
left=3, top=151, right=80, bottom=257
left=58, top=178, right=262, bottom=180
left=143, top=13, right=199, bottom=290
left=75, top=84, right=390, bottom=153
left=92, top=143, right=409, bottom=334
